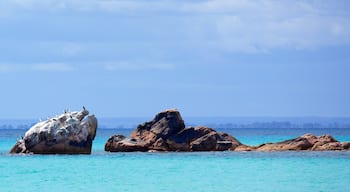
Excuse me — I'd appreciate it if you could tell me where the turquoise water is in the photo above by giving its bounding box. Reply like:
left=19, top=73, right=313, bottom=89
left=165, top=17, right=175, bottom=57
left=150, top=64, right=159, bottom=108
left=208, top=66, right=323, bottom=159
left=1, top=128, right=350, bottom=191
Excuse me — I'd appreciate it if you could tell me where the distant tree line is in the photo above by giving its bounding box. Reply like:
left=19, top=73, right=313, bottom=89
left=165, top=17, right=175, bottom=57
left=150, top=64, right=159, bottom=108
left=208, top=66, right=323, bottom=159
left=208, top=122, right=350, bottom=129
left=1, top=121, right=350, bottom=129
left=0, top=124, right=32, bottom=129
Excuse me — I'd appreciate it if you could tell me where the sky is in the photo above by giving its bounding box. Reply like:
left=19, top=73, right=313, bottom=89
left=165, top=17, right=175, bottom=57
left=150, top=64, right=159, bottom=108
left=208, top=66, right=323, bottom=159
left=0, top=0, right=350, bottom=119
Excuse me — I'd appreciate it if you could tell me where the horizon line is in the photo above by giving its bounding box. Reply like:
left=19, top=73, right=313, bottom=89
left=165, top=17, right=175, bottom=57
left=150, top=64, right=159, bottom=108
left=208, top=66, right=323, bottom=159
left=1, top=116, right=350, bottom=120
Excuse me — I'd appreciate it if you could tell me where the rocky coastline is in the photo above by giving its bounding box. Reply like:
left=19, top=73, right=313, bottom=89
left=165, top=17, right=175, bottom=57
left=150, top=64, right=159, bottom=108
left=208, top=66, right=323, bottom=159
left=8, top=108, right=349, bottom=154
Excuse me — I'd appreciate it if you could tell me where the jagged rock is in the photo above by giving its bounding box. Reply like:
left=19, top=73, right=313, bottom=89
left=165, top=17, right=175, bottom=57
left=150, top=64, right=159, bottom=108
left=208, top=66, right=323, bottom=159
left=10, top=108, right=97, bottom=154
left=105, top=109, right=241, bottom=152
left=130, top=109, right=185, bottom=146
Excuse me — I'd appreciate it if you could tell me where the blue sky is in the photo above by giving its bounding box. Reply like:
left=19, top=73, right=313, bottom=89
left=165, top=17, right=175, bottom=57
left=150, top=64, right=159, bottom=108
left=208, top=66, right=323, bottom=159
left=0, top=0, right=349, bottom=118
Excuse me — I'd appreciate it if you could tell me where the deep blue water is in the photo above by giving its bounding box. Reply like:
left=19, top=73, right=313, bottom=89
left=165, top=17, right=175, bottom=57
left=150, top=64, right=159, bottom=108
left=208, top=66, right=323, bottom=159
left=1, top=128, right=350, bottom=191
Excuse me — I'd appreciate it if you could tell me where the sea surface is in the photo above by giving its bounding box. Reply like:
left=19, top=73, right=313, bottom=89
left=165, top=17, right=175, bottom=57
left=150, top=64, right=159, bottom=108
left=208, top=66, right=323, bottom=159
left=1, top=127, right=350, bottom=192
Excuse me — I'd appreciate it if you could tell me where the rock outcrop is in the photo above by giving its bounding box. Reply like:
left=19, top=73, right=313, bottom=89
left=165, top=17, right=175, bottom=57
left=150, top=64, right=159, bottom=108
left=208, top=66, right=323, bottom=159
left=105, top=109, right=241, bottom=152
left=105, top=109, right=350, bottom=152
left=10, top=108, right=98, bottom=154
left=249, top=133, right=350, bottom=151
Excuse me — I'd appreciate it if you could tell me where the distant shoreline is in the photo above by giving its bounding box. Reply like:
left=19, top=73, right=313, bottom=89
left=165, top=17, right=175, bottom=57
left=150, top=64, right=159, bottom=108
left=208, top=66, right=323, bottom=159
left=1, top=117, right=350, bottom=129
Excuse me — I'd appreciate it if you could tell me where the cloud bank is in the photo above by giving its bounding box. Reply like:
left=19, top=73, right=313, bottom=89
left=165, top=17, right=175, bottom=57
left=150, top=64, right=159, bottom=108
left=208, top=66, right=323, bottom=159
left=104, top=62, right=175, bottom=71
left=1, top=0, right=349, bottom=52
left=0, top=62, right=175, bottom=73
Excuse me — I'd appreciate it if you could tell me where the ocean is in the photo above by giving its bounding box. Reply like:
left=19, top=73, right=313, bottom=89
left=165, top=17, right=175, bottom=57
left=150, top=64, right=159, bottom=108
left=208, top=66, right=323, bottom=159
left=1, top=127, right=350, bottom=191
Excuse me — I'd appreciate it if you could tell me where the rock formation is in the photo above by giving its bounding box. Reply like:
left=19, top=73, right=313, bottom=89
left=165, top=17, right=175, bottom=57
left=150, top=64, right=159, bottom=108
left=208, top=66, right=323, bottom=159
left=105, top=109, right=241, bottom=152
left=10, top=108, right=98, bottom=154
left=237, top=133, right=350, bottom=151
left=105, top=109, right=350, bottom=152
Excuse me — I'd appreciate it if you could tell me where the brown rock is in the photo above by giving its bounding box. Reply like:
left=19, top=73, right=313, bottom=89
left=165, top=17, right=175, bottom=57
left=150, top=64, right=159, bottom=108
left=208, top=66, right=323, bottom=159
left=342, top=142, right=350, bottom=149
left=250, top=133, right=348, bottom=151
left=104, top=135, right=148, bottom=152
left=166, top=126, right=213, bottom=151
left=105, top=109, right=242, bottom=152
left=131, top=109, right=185, bottom=139
left=190, top=131, right=241, bottom=151
left=256, top=137, right=313, bottom=151
left=190, top=132, right=220, bottom=151
left=217, top=132, right=242, bottom=150
left=312, top=142, right=344, bottom=151
left=104, top=109, right=350, bottom=152
left=151, top=138, right=169, bottom=151
left=234, top=145, right=256, bottom=151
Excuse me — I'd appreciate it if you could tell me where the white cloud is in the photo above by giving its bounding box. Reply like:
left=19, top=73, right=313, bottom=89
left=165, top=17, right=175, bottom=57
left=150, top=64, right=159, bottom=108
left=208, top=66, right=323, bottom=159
left=0, top=64, right=20, bottom=73
left=1, top=62, right=173, bottom=73
left=182, top=0, right=350, bottom=52
left=1, top=0, right=350, bottom=53
left=0, top=0, right=173, bottom=13
left=0, top=63, right=74, bottom=73
left=104, top=62, right=175, bottom=71
left=61, top=43, right=83, bottom=56
left=331, top=23, right=345, bottom=36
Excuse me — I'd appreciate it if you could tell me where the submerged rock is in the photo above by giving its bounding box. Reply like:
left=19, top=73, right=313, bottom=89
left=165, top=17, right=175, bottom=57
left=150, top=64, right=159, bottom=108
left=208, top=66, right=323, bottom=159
left=10, top=108, right=98, bottom=154
left=105, top=109, right=241, bottom=152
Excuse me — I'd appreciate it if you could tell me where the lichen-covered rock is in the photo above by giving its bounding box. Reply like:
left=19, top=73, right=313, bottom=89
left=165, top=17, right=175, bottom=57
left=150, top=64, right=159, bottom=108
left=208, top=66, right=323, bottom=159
left=10, top=108, right=97, bottom=154
left=105, top=109, right=241, bottom=152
